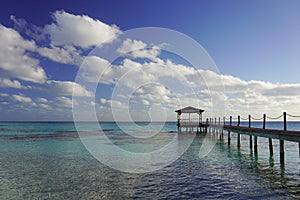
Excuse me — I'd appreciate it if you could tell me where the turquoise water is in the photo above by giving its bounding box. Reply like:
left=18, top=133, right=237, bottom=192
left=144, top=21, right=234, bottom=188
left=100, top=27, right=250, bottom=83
left=0, top=122, right=299, bottom=199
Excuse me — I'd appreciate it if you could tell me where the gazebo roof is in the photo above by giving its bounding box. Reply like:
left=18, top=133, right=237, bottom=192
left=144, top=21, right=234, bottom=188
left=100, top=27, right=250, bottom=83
left=175, top=106, right=204, bottom=114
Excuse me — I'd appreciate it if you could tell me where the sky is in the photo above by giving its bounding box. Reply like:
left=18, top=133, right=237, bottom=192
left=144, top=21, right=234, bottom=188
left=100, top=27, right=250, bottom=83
left=1, top=0, right=300, bottom=121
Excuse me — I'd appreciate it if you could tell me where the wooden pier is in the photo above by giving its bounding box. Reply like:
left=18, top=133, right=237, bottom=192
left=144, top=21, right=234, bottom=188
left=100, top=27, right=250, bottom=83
left=176, top=107, right=300, bottom=165
left=175, top=106, right=208, bottom=133
left=205, top=112, right=300, bottom=165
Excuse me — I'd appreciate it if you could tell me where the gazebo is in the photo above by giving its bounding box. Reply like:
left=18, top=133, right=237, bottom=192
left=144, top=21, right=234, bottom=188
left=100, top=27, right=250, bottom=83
left=175, top=106, right=206, bottom=132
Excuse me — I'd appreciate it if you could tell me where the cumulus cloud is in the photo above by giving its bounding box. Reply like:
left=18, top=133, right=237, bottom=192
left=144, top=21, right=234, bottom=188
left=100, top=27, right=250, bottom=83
left=135, top=84, right=171, bottom=96
left=80, top=55, right=111, bottom=83
left=0, top=78, right=28, bottom=89
left=0, top=93, right=9, bottom=97
left=44, top=10, right=121, bottom=49
left=118, top=38, right=161, bottom=60
left=55, top=96, right=73, bottom=107
left=81, top=53, right=300, bottom=119
left=10, top=15, right=47, bottom=43
left=1, top=22, right=82, bottom=71
left=10, top=12, right=122, bottom=65
left=129, top=84, right=173, bottom=107
left=10, top=16, right=83, bottom=65
left=262, top=84, right=300, bottom=97
left=69, top=45, right=300, bottom=120
left=2, top=10, right=300, bottom=120
left=0, top=25, right=47, bottom=83
left=118, top=39, right=146, bottom=54
left=36, top=45, right=82, bottom=65
left=99, top=98, right=125, bottom=108
left=42, top=80, right=93, bottom=97
left=80, top=56, right=226, bottom=119
left=82, top=57, right=210, bottom=91
left=39, top=103, right=52, bottom=110
left=36, top=97, right=48, bottom=103
left=0, top=93, right=10, bottom=105
left=12, top=94, right=33, bottom=103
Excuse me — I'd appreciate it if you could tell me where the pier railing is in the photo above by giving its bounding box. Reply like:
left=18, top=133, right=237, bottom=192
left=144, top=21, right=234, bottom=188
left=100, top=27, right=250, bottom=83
left=204, top=112, right=300, bottom=165
left=180, top=119, right=201, bottom=126
left=206, top=112, right=300, bottom=131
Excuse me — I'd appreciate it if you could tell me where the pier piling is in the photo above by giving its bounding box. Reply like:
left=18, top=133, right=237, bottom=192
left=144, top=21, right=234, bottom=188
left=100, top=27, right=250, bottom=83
left=248, top=115, right=251, bottom=128
left=280, top=140, right=285, bottom=165
left=228, top=131, right=231, bottom=145
left=283, top=112, right=287, bottom=131
left=254, top=136, right=258, bottom=155
left=201, top=111, right=300, bottom=166
left=263, top=114, right=266, bottom=129
left=279, top=112, right=287, bottom=164
left=249, top=115, right=252, bottom=149
left=269, top=138, right=273, bottom=155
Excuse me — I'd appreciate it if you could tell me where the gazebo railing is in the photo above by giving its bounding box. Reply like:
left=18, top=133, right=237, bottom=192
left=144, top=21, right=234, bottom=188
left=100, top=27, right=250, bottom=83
left=180, top=119, right=202, bottom=126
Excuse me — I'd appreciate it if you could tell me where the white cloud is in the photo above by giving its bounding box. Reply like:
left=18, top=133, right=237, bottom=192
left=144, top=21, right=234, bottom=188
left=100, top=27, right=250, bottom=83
left=37, top=45, right=82, bottom=65
left=40, top=103, right=52, bottom=110
left=43, top=80, right=93, bottom=97
left=80, top=54, right=300, bottom=120
left=82, top=57, right=204, bottom=89
left=12, top=94, right=33, bottom=103
left=141, top=99, right=150, bottom=106
left=81, top=57, right=226, bottom=120
left=0, top=78, right=28, bottom=89
left=129, top=84, right=173, bottom=107
left=44, top=10, right=121, bottom=49
left=2, top=11, right=300, bottom=121
left=10, top=15, right=47, bottom=43
left=10, top=16, right=83, bottom=65
left=0, top=25, right=47, bottom=83
left=118, top=38, right=161, bottom=60
left=55, top=96, right=73, bottom=107
left=99, top=98, right=125, bottom=108
left=80, top=55, right=111, bottom=83
left=0, top=93, right=9, bottom=97
left=0, top=93, right=10, bottom=105
left=100, top=98, right=107, bottom=104
left=262, top=84, right=300, bottom=96
left=36, top=97, right=48, bottom=103
left=137, top=84, right=171, bottom=96
left=118, top=39, right=147, bottom=54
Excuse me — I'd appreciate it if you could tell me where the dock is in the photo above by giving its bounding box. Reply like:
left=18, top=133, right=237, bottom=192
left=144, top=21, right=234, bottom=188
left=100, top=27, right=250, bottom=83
left=175, top=106, right=208, bottom=133
left=206, top=112, right=300, bottom=165
left=176, top=107, right=300, bottom=165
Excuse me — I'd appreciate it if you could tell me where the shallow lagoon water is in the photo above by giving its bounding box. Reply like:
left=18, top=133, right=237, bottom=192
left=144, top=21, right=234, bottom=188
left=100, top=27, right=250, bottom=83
left=0, top=122, right=299, bottom=199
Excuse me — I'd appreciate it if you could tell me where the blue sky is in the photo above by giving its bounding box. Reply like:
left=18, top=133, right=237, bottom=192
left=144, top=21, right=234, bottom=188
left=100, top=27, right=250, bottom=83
left=1, top=0, right=300, bottom=121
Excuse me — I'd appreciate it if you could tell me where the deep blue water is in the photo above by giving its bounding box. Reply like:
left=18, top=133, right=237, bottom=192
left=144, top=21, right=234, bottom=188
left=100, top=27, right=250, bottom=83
left=0, top=122, right=299, bottom=199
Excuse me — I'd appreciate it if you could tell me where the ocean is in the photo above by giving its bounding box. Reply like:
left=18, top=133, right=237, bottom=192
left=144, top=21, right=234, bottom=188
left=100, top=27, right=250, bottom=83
left=0, top=122, right=299, bottom=199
